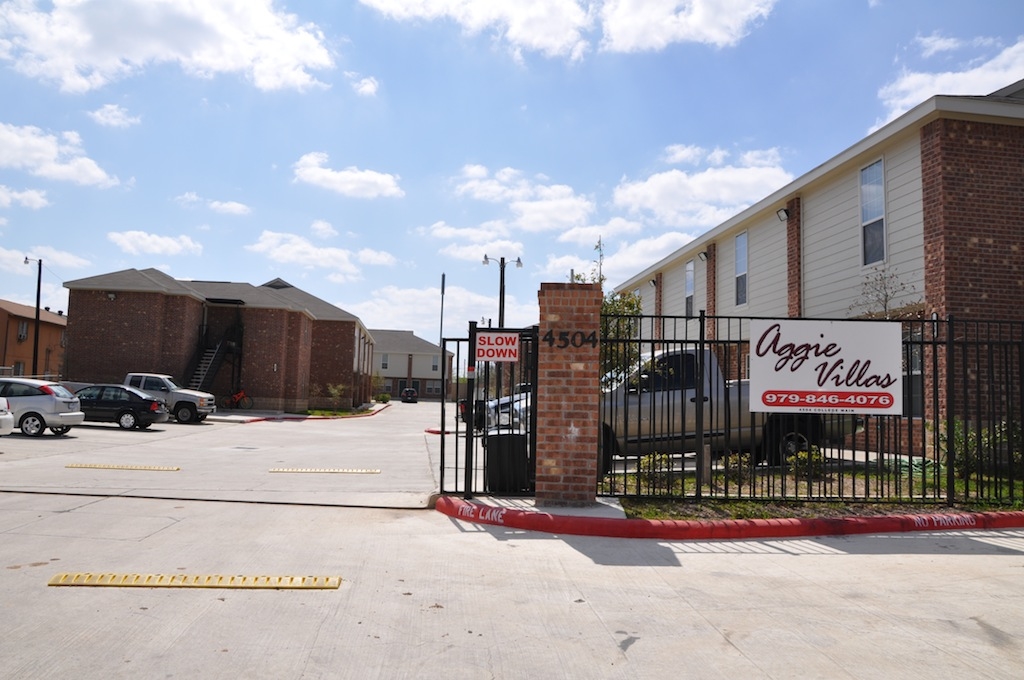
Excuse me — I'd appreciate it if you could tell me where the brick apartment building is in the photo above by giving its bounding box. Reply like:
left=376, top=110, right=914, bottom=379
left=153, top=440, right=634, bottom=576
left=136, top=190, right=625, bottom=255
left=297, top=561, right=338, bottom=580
left=63, top=269, right=373, bottom=411
left=616, top=78, right=1024, bottom=448
left=0, top=299, right=68, bottom=379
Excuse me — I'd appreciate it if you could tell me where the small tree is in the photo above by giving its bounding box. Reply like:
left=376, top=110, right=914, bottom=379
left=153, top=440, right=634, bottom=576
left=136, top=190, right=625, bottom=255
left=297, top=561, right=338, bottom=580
left=326, top=383, right=347, bottom=412
left=848, top=266, right=922, bottom=319
left=572, top=238, right=643, bottom=386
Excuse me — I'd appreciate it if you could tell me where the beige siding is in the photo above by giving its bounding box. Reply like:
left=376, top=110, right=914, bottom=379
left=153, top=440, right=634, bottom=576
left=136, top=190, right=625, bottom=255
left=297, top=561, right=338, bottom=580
left=804, top=134, right=924, bottom=317
left=748, top=218, right=788, bottom=315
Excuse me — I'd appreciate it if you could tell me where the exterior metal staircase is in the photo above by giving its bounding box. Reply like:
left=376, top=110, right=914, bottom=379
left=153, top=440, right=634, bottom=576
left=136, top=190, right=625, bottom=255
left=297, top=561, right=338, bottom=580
left=189, top=342, right=223, bottom=390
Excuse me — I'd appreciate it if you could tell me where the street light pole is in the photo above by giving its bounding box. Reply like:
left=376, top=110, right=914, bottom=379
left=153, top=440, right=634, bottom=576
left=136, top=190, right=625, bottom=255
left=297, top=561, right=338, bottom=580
left=23, top=256, right=41, bottom=376
left=482, top=254, right=523, bottom=400
left=482, top=254, right=523, bottom=328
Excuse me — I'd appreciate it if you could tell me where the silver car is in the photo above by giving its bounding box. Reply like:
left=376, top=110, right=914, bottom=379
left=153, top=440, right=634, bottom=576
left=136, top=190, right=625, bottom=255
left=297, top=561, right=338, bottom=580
left=0, top=378, right=86, bottom=436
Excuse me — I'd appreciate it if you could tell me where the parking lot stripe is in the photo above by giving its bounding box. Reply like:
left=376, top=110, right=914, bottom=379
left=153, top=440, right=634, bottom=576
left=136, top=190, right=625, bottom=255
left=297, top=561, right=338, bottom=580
left=65, top=464, right=180, bottom=471
left=48, top=573, right=342, bottom=589
left=268, top=468, right=380, bottom=474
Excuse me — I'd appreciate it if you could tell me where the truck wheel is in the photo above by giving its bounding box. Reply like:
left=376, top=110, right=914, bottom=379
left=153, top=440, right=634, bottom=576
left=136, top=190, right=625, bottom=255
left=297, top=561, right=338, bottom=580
left=20, top=413, right=46, bottom=437
left=175, top=403, right=197, bottom=423
left=118, top=411, right=138, bottom=430
left=761, top=417, right=822, bottom=466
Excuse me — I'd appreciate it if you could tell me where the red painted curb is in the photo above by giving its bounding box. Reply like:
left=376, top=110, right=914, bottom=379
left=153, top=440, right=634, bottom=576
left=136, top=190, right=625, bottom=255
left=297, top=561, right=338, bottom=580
left=435, top=496, right=1024, bottom=541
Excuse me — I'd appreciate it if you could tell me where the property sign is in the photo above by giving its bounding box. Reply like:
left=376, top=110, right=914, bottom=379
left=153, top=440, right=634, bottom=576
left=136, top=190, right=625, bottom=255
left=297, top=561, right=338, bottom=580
left=475, top=331, right=520, bottom=362
left=750, top=320, right=903, bottom=415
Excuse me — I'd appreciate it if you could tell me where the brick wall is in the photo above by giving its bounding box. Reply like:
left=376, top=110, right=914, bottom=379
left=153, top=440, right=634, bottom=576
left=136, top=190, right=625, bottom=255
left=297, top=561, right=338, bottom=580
left=65, top=290, right=202, bottom=383
left=534, top=283, right=603, bottom=506
left=308, top=319, right=356, bottom=408
left=239, top=308, right=312, bottom=411
left=922, top=118, right=1024, bottom=320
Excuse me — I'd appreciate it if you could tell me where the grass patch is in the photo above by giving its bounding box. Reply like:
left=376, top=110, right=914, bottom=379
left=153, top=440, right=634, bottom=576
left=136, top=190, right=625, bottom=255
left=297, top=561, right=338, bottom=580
left=619, top=497, right=1024, bottom=521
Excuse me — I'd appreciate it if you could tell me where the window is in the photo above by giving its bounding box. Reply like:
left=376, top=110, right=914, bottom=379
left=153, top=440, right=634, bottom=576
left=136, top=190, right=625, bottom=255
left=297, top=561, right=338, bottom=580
left=861, top=159, right=885, bottom=265
left=432, top=355, right=439, bottom=372
left=17, top=320, right=28, bottom=341
left=735, top=232, right=748, bottom=306
left=380, top=353, right=389, bottom=370
left=685, top=260, right=695, bottom=316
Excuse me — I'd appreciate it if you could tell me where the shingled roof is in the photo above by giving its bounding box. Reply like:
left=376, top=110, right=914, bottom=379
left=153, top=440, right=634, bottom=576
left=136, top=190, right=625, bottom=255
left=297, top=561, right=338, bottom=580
left=65, top=269, right=361, bottom=322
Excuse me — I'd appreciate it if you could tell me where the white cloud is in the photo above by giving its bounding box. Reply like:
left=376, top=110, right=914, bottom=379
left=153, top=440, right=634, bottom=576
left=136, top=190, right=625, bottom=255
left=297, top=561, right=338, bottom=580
left=87, top=103, right=141, bottom=127
left=0, top=0, right=333, bottom=93
left=915, top=32, right=964, bottom=59
left=310, top=219, right=338, bottom=238
left=510, top=184, right=593, bottom=232
left=345, top=71, right=379, bottom=96
left=605, top=232, right=696, bottom=290
left=0, top=185, right=48, bottom=209
left=357, top=248, right=397, bottom=266
left=440, top=239, right=522, bottom=262
left=875, top=39, right=1024, bottom=129
left=359, top=0, right=591, bottom=61
left=558, top=217, right=642, bottom=245
left=421, top=219, right=508, bottom=242
left=346, top=282, right=537, bottom=342
left=613, top=152, right=792, bottom=228
left=27, top=245, right=91, bottom=269
left=600, top=0, right=776, bottom=53
left=208, top=200, right=251, bottom=215
left=245, top=230, right=394, bottom=283
left=107, top=231, right=203, bottom=256
left=175, top=191, right=201, bottom=207
left=293, top=152, right=404, bottom=198
left=454, top=165, right=594, bottom=232
left=663, top=144, right=706, bottom=164
left=0, top=122, right=118, bottom=187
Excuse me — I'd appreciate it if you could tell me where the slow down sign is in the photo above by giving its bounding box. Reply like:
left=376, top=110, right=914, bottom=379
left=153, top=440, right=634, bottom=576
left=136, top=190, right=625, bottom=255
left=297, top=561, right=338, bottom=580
left=475, top=331, right=520, bottom=362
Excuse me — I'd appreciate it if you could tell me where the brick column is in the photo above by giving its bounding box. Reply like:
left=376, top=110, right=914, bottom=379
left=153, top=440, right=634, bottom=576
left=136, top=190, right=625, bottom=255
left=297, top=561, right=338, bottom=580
left=785, top=197, right=802, bottom=318
left=535, top=283, right=603, bottom=507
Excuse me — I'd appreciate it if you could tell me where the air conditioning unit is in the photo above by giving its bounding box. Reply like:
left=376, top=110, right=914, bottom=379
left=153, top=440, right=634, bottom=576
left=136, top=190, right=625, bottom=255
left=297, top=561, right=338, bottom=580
left=17, top=332, right=27, bottom=342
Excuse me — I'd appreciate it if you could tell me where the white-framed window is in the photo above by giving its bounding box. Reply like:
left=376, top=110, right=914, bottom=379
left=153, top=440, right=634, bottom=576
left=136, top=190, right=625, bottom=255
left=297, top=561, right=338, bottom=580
left=685, top=259, right=695, bottom=317
left=380, top=353, right=389, bottom=370
left=735, top=232, right=748, bottom=306
left=860, top=159, right=886, bottom=265
left=432, top=354, right=439, bottom=372
left=17, top=320, right=28, bottom=341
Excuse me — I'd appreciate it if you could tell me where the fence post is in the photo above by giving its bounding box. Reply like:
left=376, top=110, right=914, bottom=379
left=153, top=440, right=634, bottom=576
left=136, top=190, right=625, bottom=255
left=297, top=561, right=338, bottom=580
left=945, top=315, right=955, bottom=507
left=534, top=283, right=603, bottom=507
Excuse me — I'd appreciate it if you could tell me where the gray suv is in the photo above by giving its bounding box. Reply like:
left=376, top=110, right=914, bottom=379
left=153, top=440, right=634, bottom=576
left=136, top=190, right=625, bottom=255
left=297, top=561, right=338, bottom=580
left=0, top=378, right=86, bottom=436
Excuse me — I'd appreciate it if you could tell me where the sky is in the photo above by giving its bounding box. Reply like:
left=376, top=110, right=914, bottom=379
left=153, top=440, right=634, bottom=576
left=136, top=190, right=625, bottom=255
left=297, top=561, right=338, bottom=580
left=2, top=0, right=1023, bottom=346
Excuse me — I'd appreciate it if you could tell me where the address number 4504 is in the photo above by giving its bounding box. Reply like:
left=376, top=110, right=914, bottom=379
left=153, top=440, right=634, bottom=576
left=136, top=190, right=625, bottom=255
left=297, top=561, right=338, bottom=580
left=542, top=329, right=598, bottom=349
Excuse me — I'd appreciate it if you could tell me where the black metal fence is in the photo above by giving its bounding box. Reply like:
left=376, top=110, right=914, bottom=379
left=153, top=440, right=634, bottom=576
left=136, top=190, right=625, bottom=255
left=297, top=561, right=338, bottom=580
left=439, top=325, right=538, bottom=497
left=598, top=314, right=1024, bottom=507
left=438, top=315, right=1024, bottom=507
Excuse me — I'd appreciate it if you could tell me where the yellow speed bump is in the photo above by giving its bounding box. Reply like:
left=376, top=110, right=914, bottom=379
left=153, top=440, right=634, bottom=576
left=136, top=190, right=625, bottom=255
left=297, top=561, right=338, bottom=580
left=48, top=573, right=341, bottom=589
left=269, top=468, right=380, bottom=474
left=66, top=464, right=180, bottom=471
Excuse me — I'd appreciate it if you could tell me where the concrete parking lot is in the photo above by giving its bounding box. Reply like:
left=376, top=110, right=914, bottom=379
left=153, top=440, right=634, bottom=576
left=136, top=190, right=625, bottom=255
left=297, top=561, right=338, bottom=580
left=2, top=402, right=1024, bottom=678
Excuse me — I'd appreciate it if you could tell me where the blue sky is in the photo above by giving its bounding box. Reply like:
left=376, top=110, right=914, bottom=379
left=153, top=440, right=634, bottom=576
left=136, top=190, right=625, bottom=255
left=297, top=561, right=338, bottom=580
left=2, top=0, right=1023, bottom=345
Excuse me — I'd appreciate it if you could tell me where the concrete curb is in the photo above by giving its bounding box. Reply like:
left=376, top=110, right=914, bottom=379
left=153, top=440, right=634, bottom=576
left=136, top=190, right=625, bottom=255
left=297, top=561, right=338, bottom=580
left=435, top=496, right=1024, bottom=540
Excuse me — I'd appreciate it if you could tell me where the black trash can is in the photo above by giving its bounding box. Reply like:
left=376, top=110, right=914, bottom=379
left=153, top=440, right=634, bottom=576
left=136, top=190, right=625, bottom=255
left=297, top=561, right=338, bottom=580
left=485, top=433, right=531, bottom=493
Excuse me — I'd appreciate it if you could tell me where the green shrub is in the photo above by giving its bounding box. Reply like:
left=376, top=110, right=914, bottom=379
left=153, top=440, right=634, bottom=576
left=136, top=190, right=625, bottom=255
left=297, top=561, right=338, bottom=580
left=721, top=452, right=751, bottom=485
left=637, top=452, right=674, bottom=491
left=788, top=445, right=826, bottom=480
left=376, top=393, right=391, bottom=403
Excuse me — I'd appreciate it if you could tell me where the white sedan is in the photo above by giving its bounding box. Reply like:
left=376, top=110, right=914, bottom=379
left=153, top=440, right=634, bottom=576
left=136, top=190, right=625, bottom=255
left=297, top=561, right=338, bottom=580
left=0, top=396, right=14, bottom=436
